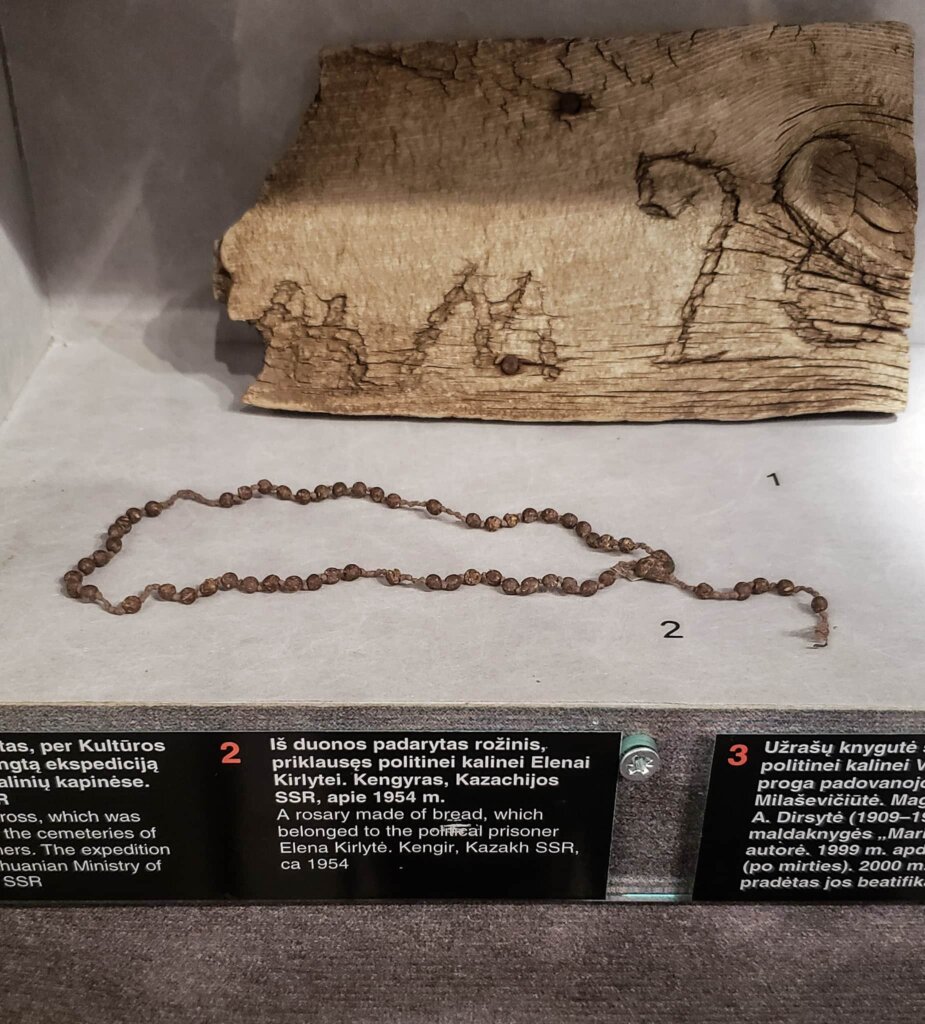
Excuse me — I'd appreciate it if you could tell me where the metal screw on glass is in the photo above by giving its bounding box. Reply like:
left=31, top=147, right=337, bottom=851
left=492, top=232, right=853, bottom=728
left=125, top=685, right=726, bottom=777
left=619, top=733, right=661, bottom=781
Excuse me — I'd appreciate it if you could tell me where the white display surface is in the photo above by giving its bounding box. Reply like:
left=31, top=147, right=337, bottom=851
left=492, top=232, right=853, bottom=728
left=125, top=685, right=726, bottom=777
left=0, top=318, right=921, bottom=707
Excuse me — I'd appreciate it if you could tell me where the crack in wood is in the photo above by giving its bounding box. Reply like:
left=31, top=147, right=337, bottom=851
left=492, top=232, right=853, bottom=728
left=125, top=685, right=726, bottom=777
left=406, top=265, right=562, bottom=380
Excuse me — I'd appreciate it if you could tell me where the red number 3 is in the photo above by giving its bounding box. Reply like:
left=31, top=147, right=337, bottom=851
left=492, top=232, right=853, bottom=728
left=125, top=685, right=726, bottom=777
left=727, top=743, right=748, bottom=767
left=220, top=741, right=241, bottom=764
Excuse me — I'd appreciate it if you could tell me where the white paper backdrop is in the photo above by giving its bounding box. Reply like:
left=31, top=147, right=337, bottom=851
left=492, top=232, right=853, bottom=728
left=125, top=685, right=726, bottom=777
left=0, top=2, right=922, bottom=709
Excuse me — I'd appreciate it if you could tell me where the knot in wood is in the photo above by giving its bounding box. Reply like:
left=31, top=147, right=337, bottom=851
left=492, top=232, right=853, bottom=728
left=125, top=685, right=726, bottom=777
left=556, top=91, right=585, bottom=117
left=499, top=354, right=521, bottom=376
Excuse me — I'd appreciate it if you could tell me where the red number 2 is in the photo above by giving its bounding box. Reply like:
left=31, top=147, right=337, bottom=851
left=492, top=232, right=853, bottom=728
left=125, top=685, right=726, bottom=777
left=220, top=741, right=241, bottom=764
left=727, top=743, right=748, bottom=767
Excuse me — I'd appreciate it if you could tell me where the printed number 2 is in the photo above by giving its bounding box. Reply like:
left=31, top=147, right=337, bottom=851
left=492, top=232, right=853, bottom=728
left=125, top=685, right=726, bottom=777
left=661, top=620, right=683, bottom=639
left=220, top=741, right=241, bottom=764
left=727, top=743, right=748, bottom=767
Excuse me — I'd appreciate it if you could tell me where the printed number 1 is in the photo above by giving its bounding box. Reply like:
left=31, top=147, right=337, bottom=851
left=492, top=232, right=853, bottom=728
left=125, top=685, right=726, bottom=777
left=727, top=743, right=748, bottom=767
left=220, top=741, right=241, bottom=764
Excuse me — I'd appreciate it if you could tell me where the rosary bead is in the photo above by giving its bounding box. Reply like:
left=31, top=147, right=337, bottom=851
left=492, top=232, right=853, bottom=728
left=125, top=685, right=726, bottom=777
left=599, top=534, right=615, bottom=550
left=260, top=574, right=281, bottom=593
left=65, top=579, right=82, bottom=598
left=503, top=513, right=519, bottom=528
left=158, top=583, right=177, bottom=600
left=811, top=595, right=828, bottom=613
left=541, top=508, right=559, bottom=524
left=122, top=595, right=142, bottom=614
left=342, top=564, right=362, bottom=581
left=580, top=580, right=599, bottom=597
left=465, top=513, right=482, bottom=529
left=542, top=574, right=559, bottom=589
left=237, top=485, right=253, bottom=501
left=144, top=501, right=162, bottom=517
left=501, top=577, right=519, bottom=594
left=179, top=587, right=197, bottom=604
left=332, top=482, right=348, bottom=498
left=105, top=537, right=122, bottom=554
left=734, top=581, right=752, bottom=601
left=485, top=516, right=502, bottom=532
left=257, top=479, right=273, bottom=494
left=64, top=570, right=83, bottom=585
left=79, top=584, right=100, bottom=602
left=694, top=583, right=714, bottom=599
left=240, top=576, right=259, bottom=594
left=561, top=577, right=579, bottom=594
left=463, top=569, right=482, bottom=586
left=351, top=481, right=368, bottom=498
left=586, top=533, right=600, bottom=548
left=295, top=489, right=312, bottom=505
left=575, top=521, right=591, bottom=539
left=108, top=523, right=125, bottom=539
left=369, top=486, right=385, bottom=503
left=521, top=508, right=538, bottom=523
left=127, top=508, right=143, bottom=523
left=426, top=499, right=443, bottom=515
left=634, top=550, right=676, bottom=582
left=322, top=568, right=342, bottom=584
left=560, top=513, right=578, bottom=529
left=752, top=577, right=770, bottom=594
left=634, top=557, right=654, bottom=578
left=219, top=572, right=239, bottom=591
left=484, top=570, right=502, bottom=586
left=445, top=574, right=462, bottom=591
left=425, top=574, right=443, bottom=590
left=219, top=492, right=235, bottom=508
left=200, top=579, right=219, bottom=597
left=776, top=579, right=795, bottom=596
left=385, top=493, right=401, bottom=509
left=78, top=557, right=96, bottom=575
left=315, top=484, right=332, bottom=500
left=306, top=574, right=323, bottom=591
left=283, top=575, right=304, bottom=592
left=116, top=515, right=133, bottom=531
left=599, top=570, right=617, bottom=587
left=93, top=549, right=111, bottom=567
left=653, top=550, right=675, bottom=574
left=383, top=569, right=401, bottom=586
left=519, top=577, right=539, bottom=596
left=618, top=538, right=635, bottom=553
left=276, top=485, right=293, bottom=501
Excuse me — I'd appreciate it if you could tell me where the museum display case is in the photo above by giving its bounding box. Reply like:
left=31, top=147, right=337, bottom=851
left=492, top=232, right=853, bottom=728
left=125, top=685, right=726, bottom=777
left=0, top=3, right=923, bottom=1021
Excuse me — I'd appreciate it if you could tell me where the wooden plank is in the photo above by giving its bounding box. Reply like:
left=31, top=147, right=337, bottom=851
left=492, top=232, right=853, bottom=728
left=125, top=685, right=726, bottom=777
left=216, top=22, right=916, bottom=421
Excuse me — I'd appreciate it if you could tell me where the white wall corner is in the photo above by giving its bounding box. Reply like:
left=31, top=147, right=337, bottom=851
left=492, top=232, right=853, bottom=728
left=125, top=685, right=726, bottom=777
left=0, top=19, right=50, bottom=424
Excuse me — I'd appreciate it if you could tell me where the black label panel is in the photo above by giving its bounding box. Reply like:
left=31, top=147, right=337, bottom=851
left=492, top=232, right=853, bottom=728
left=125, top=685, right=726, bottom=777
left=0, top=731, right=619, bottom=902
left=695, top=734, right=925, bottom=901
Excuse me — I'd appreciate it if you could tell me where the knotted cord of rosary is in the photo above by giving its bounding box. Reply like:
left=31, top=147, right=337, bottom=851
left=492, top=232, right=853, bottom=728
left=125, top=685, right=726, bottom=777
left=61, top=480, right=830, bottom=646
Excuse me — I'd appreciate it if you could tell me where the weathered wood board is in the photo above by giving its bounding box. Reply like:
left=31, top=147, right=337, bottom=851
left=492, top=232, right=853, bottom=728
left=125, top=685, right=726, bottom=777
left=216, top=22, right=916, bottom=421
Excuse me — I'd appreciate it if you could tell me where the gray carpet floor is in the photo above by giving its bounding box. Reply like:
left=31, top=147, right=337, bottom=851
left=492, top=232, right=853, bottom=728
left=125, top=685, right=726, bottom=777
left=1, top=903, right=923, bottom=1022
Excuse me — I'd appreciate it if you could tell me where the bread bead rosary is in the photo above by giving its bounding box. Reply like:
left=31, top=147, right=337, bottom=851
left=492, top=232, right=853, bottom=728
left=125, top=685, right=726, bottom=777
left=62, top=480, right=830, bottom=646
